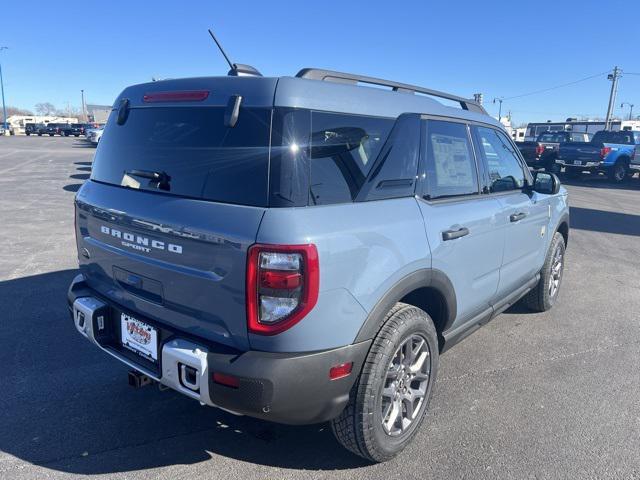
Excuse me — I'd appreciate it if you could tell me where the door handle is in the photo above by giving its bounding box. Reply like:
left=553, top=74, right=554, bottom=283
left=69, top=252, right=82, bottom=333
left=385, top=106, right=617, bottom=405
left=510, top=212, right=527, bottom=222
left=442, top=227, right=469, bottom=241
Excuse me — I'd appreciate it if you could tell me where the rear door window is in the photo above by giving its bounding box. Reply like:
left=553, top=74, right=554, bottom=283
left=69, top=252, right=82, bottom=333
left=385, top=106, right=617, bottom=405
left=91, top=106, right=272, bottom=206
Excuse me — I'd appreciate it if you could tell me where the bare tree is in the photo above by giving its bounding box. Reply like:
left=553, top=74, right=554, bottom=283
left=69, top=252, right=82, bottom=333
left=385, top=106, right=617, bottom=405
left=35, top=102, right=57, bottom=115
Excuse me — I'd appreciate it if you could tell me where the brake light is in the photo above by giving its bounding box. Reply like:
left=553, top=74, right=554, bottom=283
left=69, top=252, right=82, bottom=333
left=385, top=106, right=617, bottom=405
left=142, top=90, right=210, bottom=103
left=600, top=147, right=612, bottom=159
left=246, top=244, right=319, bottom=335
left=535, top=144, right=545, bottom=156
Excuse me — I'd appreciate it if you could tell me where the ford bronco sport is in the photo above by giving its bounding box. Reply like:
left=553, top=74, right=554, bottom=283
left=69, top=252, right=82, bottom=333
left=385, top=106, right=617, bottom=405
left=68, top=67, right=569, bottom=462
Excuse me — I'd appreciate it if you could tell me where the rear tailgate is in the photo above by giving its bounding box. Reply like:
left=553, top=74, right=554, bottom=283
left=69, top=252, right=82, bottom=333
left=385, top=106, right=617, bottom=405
left=558, top=142, right=601, bottom=163
left=76, top=183, right=263, bottom=350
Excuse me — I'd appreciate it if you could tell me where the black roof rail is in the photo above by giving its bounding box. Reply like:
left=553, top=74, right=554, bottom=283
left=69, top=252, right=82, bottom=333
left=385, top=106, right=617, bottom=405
left=296, top=68, right=487, bottom=114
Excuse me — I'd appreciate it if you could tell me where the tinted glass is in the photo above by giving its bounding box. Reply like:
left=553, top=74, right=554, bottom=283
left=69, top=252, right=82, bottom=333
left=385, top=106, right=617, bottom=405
left=474, top=126, right=525, bottom=193
left=309, top=112, right=393, bottom=205
left=269, top=109, right=311, bottom=207
left=424, top=120, right=478, bottom=199
left=358, top=114, right=420, bottom=201
left=91, top=107, right=271, bottom=206
left=538, top=133, right=565, bottom=142
left=591, top=130, right=634, bottom=144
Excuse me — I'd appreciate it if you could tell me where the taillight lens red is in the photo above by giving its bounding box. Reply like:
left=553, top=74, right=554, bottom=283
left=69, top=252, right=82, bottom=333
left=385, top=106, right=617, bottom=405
left=142, top=90, right=210, bottom=103
left=600, top=147, right=612, bottom=159
left=246, top=244, right=319, bottom=335
left=535, top=144, right=545, bottom=156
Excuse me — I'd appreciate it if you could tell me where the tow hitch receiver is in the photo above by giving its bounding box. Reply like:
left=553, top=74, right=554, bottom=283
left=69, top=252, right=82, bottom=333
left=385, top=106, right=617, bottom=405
left=128, top=370, right=153, bottom=388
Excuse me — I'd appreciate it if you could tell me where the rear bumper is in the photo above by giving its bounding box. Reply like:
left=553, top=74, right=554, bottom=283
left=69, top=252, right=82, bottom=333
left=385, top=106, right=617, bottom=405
left=68, top=274, right=370, bottom=425
left=557, top=159, right=602, bottom=169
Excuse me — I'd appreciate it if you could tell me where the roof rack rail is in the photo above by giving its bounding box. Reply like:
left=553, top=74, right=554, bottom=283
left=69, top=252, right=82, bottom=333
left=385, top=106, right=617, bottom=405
left=296, top=68, right=487, bottom=114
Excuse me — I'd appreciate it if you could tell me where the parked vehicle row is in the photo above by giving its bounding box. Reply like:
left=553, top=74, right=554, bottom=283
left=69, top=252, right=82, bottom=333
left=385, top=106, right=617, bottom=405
left=24, top=122, right=104, bottom=137
left=517, top=131, right=591, bottom=172
left=517, top=129, right=640, bottom=183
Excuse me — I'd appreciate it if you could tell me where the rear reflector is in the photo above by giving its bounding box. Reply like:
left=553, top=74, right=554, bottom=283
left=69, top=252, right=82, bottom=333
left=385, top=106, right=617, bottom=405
left=142, top=90, right=210, bottom=103
left=212, top=372, right=240, bottom=388
left=329, top=362, right=353, bottom=380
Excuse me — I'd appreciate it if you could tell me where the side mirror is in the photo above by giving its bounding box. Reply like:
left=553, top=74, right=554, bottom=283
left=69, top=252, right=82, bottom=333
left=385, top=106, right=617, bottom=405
left=533, top=171, right=560, bottom=195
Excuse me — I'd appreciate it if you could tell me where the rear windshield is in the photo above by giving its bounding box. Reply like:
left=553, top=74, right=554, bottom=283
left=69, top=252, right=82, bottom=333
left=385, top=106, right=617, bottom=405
left=591, top=130, right=634, bottom=144
left=91, top=107, right=272, bottom=206
left=538, top=133, right=566, bottom=143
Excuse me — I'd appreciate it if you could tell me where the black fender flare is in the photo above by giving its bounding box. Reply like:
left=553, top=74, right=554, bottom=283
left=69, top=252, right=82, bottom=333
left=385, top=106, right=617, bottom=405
left=354, top=268, right=457, bottom=343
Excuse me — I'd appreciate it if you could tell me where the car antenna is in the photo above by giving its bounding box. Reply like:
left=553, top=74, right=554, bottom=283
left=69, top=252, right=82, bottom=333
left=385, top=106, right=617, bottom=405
left=207, top=28, right=263, bottom=77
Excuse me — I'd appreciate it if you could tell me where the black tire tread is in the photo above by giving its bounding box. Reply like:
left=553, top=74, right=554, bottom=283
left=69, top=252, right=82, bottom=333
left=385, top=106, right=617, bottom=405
left=331, top=302, right=437, bottom=462
left=523, top=232, right=565, bottom=312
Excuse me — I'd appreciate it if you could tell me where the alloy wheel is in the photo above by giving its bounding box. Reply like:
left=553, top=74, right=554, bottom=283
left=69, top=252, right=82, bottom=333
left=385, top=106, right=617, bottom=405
left=380, top=334, right=431, bottom=436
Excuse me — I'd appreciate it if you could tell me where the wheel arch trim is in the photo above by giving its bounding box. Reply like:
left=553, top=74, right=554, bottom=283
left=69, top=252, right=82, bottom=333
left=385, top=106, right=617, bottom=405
left=353, top=268, right=457, bottom=343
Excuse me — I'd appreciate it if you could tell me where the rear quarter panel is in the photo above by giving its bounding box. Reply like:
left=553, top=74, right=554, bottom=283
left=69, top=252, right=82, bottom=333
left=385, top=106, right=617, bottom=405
left=252, top=197, right=430, bottom=352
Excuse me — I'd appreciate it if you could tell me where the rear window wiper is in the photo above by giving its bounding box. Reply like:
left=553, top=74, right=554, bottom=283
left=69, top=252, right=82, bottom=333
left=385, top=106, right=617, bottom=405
left=124, top=169, right=171, bottom=191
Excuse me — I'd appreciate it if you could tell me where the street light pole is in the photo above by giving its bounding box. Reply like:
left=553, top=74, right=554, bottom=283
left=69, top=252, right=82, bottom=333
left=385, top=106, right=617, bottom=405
left=493, top=97, right=504, bottom=121
left=81, top=89, right=86, bottom=122
left=621, top=102, right=634, bottom=121
left=0, top=47, right=8, bottom=131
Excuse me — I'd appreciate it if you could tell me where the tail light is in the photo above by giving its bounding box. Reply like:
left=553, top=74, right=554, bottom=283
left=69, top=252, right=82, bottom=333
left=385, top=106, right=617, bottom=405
left=246, top=244, right=319, bottom=335
left=600, top=147, right=612, bottom=159
left=535, top=144, right=545, bottom=156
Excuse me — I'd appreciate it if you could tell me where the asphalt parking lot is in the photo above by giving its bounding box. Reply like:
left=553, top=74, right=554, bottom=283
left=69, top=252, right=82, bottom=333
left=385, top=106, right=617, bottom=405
left=1, top=135, right=639, bottom=479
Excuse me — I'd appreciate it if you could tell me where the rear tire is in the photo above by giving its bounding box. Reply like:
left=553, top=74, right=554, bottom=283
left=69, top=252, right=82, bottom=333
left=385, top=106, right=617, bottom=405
left=523, top=232, right=566, bottom=312
left=608, top=161, right=628, bottom=183
left=331, top=303, right=439, bottom=463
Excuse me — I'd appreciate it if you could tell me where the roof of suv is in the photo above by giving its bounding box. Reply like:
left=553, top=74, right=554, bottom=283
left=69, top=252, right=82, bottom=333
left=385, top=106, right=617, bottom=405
left=113, top=69, right=500, bottom=128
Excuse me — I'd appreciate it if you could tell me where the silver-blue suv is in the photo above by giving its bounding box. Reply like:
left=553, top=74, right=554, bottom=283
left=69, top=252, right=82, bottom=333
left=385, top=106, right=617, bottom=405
left=68, top=67, right=570, bottom=462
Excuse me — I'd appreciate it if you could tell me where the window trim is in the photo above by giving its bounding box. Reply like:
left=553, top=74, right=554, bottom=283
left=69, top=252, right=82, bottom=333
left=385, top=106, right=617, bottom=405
left=417, top=116, right=483, bottom=203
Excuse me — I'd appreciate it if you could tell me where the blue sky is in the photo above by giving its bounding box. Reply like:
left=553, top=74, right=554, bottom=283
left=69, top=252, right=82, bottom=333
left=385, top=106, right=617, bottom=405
left=2, top=0, right=639, bottom=125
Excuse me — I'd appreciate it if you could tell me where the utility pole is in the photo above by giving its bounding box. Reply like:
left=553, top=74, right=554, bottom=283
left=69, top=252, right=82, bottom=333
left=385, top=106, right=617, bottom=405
left=81, top=89, right=87, bottom=122
left=604, top=66, right=621, bottom=130
left=0, top=47, right=8, bottom=132
left=621, top=102, right=634, bottom=121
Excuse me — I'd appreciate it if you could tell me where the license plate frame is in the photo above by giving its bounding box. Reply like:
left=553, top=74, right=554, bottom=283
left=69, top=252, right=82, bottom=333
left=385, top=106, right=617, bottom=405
left=120, top=312, right=159, bottom=362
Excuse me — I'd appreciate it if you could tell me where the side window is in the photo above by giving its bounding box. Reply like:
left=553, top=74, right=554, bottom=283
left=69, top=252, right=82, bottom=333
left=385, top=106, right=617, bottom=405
left=473, top=126, right=526, bottom=193
left=309, top=112, right=393, bottom=205
left=424, top=120, right=478, bottom=199
left=358, top=114, right=420, bottom=202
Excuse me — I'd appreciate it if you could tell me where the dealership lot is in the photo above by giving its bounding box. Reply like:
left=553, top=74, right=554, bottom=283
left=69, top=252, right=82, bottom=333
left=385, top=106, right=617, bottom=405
left=1, top=136, right=639, bottom=479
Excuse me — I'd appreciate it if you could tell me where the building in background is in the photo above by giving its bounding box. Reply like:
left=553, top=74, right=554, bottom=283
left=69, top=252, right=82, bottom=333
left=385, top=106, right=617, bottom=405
left=524, top=119, right=640, bottom=141
left=86, top=104, right=111, bottom=124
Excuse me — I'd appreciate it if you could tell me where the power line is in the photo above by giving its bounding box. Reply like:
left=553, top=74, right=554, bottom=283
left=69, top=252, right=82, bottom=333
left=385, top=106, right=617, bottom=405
left=501, top=71, right=609, bottom=101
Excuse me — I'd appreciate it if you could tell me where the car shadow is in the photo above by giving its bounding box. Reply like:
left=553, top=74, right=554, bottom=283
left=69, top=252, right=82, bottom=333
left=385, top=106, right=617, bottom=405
left=63, top=184, right=82, bottom=192
left=570, top=206, right=640, bottom=237
left=0, top=270, right=369, bottom=475
left=560, top=174, right=639, bottom=191
left=69, top=173, right=90, bottom=180
left=74, top=161, right=92, bottom=166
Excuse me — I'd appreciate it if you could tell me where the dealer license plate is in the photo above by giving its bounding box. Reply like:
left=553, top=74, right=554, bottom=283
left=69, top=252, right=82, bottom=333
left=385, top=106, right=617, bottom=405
left=120, top=313, right=158, bottom=362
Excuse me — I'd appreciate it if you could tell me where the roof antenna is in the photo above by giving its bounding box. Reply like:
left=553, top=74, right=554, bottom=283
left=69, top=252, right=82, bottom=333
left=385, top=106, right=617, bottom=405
left=208, top=29, right=262, bottom=77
